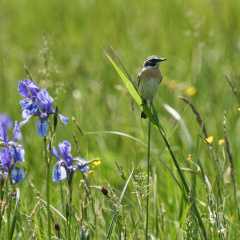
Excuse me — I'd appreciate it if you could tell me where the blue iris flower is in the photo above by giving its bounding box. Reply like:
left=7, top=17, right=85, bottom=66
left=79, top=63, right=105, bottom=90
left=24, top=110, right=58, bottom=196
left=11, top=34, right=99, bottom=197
left=18, top=79, right=68, bottom=137
left=18, top=79, right=40, bottom=118
left=0, top=121, right=25, bottom=183
left=0, top=114, right=13, bottom=131
left=49, top=141, right=89, bottom=183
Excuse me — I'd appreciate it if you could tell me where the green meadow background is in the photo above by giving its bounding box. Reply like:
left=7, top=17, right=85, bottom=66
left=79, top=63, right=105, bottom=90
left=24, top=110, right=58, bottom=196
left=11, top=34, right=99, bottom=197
left=0, top=0, right=240, bottom=239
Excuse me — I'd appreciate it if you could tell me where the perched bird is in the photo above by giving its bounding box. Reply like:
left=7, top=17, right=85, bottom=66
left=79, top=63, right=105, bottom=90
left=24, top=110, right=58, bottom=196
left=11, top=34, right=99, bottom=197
left=137, top=55, right=166, bottom=119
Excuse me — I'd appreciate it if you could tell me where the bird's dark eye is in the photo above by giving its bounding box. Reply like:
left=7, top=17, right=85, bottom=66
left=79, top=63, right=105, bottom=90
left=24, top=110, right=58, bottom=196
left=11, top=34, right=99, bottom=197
left=149, top=59, right=158, bottom=66
left=144, top=60, right=156, bottom=67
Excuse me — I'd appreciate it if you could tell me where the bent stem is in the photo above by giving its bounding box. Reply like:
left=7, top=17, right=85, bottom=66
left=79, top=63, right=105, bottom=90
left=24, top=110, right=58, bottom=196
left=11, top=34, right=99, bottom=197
left=146, top=103, right=151, bottom=240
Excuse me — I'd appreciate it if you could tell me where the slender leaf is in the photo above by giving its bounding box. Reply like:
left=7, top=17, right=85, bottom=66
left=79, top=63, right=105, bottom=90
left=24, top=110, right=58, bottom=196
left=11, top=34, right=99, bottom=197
left=10, top=188, right=20, bottom=239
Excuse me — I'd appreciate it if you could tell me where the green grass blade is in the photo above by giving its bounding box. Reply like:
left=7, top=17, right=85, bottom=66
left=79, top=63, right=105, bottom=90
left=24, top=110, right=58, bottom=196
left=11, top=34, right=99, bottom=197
left=107, top=167, right=134, bottom=239
left=10, top=188, right=20, bottom=239
left=85, top=130, right=181, bottom=189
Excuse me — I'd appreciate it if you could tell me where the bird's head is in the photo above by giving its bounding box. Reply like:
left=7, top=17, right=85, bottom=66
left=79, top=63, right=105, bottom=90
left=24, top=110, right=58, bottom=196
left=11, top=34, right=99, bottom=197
left=143, top=55, right=166, bottom=68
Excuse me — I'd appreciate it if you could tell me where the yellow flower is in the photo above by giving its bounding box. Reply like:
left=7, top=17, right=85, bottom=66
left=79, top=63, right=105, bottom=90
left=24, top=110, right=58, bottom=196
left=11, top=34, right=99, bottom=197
left=93, top=160, right=101, bottom=166
left=185, top=87, right=197, bottom=96
left=197, top=168, right=201, bottom=173
left=206, top=136, right=213, bottom=144
left=238, top=108, right=240, bottom=111
left=167, top=79, right=177, bottom=91
left=88, top=170, right=93, bottom=175
left=188, top=154, right=192, bottom=161
left=218, top=139, right=225, bottom=146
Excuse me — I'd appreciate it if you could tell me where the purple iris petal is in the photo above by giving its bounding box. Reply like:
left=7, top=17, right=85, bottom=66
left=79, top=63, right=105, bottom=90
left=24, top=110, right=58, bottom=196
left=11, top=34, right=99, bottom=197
left=21, top=109, right=30, bottom=119
left=59, top=114, right=69, bottom=126
left=9, top=145, right=25, bottom=163
left=10, top=162, right=18, bottom=169
left=40, top=113, right=48, bottom=118
left=0, top=114, right=13, bottom=131
left=11, top=167, right=25, bottom=183
left=18, top=79, right=40, bottom=98
left=51, top=141, right=89, bottom=183
left=58, top=141, right=72, bottom=162
left=37, top=118, right=49, bottom=137
left=20, top=98, right=39, bottom=117
left=20, top=98, right=33, bottom=109
left=23, top=79, right=40, bottom=97
left=19, top=115, right=32, bottom=128
left=0, top=148, right=12, bottom=169
left=18, top=80, right=31, bottom=98
left=52, top=146, right=60, bottom=160
left=52, top=165, right=67, bottom=183
left=76, top=157, right=89, bottom=172
left=37, top=89, right=54, bottom=114
left=0, top=123, right=9, bottom=144
left=12, top=121, right=20, bottom=142
left=47, top=144, right=61, bottom=161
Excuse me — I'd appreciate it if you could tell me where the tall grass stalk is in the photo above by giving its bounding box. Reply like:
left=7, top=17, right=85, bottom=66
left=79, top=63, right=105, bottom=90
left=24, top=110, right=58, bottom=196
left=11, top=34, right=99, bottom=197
left=146, top=103, right=151, bottom=240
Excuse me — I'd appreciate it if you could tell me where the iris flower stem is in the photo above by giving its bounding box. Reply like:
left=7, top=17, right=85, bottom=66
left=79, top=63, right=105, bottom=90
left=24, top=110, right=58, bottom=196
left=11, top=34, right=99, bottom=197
left=60, top=180, right=65, bottom=234
left=0, top=170, right=4, bottom=233
left=146, top=103, right=151, bottom=240
left=44, top=137, right=51, bottom=239
left=68, top=179, right=73, bottom=240
left=5, top=173, right=9, bottom=240
left=6, top=174, right=13, bottom=240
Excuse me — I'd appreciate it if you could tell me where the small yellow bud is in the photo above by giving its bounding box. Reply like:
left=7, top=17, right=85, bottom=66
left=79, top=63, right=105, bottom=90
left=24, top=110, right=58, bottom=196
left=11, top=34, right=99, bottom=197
left=185, top=87, right=197, bottom=96
left=167, top=79, right=177, bottom=91
left=93, top=160, right=101, bottom=166
left=206, top=136, right=214, bottom=144
left=88, top=170, right=93, bottom=175
left=218, top=139, right=225, bottom=146
left=188, top=154, right=192, bottom=161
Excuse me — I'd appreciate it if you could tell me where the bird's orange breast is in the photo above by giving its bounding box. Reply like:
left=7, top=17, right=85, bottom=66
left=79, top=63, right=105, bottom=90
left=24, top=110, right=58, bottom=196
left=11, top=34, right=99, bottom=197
left=139, top=67, right=162, bottom=83
left=138, top=67, right=162, bottom=101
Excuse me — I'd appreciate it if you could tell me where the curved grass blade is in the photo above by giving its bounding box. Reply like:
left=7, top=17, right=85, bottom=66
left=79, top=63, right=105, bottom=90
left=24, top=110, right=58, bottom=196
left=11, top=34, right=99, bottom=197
left=85, top=130, right=181, bottom=189
left=107, top=167, right=134, bottom=239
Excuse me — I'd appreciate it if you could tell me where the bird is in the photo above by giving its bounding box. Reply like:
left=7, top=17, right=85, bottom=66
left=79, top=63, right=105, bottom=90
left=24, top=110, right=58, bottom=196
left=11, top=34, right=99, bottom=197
left=137, top=55, right=166, bottom=119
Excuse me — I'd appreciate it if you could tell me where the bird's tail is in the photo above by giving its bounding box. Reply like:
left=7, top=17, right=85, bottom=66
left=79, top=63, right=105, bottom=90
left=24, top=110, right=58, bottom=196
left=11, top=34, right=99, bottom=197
left=141, top=110, right=147, bottom=119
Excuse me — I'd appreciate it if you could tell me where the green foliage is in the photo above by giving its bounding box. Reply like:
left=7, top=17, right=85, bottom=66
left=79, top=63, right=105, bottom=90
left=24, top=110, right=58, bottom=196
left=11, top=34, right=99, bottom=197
left=0, top=0, right=240, bottom=239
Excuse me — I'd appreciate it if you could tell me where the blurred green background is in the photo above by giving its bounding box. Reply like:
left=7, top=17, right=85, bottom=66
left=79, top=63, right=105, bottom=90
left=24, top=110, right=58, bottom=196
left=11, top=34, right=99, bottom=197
left=0, top=0, right=240, bottom=238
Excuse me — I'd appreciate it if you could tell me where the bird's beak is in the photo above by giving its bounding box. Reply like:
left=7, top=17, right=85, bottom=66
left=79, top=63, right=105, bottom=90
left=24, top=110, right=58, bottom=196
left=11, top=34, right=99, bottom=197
left=160, top=58, right=167, bottom=62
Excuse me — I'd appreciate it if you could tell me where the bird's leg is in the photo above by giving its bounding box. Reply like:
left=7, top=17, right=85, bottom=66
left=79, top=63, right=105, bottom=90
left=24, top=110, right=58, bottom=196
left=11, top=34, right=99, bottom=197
left=140, top=98, right=147, bottom=106
left=152, top=103, right=157, bottom=115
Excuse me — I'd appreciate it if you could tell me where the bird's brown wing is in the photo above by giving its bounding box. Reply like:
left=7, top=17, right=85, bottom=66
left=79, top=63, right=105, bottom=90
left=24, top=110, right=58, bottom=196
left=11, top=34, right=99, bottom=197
left=137, top=70, right=142, bottom=88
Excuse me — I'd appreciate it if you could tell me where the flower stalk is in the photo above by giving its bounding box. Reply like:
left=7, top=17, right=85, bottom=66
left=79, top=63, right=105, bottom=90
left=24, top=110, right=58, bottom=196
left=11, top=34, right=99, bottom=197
left=44, top=137, right=51, bottom=239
